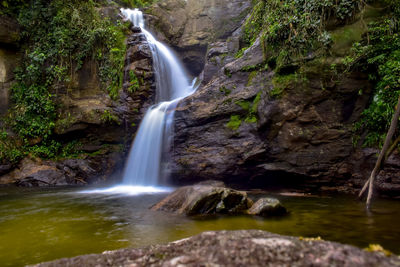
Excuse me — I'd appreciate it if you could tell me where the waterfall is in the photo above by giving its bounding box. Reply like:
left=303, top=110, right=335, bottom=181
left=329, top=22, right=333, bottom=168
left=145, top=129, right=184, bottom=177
left=81, top=8, right=196, bottom=195
left=118, top=9, right=196, bottom=189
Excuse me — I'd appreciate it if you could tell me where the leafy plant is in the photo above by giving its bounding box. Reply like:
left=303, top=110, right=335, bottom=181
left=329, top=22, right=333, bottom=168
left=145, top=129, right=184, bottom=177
left=101, top=110, right=121, bottom=125
left=3, top=0, right=130, bottom=162
left=239, top=0, right=363, bottom=70
left=347, top=2, right=400, bottom=147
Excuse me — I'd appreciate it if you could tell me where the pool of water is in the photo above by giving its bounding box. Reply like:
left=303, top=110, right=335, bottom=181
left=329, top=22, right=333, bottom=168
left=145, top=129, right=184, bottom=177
left=0, top=186, right=399, bottom=266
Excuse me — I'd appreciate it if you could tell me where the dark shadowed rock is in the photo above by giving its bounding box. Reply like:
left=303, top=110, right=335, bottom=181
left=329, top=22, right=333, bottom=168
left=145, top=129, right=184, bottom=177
left=0, top=15, right=20, bottom=45
left=151, top=184, right=252, bottom=215
left=0, top=151, right=123, bottom=187
left=247, top=198, right=287, bottom=217
left=33, top=230, right=400, bottom=267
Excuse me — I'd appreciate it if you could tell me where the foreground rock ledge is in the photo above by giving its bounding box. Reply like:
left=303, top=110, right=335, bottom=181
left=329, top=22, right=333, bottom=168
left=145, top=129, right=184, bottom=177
left=33, top=230, right=399, bottom=267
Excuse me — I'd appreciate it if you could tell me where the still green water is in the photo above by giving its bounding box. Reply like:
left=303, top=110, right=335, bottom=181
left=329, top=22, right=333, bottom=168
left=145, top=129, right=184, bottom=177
left=0, top=186, right=399, bottom=266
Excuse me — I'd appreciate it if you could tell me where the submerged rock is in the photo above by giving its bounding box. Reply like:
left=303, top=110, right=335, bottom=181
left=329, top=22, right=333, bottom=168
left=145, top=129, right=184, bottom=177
left=151, top=183, right=252, bottom=215
left=33, top=230, right=400, bottom=267
left=247, top=198, right=287, bottom=217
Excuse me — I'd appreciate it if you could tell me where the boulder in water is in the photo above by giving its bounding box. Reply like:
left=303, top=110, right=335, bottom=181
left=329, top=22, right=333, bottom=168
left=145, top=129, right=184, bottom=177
left=247, top=198, right=287, bottom=217
left=151, top=183, right=252, bottom=215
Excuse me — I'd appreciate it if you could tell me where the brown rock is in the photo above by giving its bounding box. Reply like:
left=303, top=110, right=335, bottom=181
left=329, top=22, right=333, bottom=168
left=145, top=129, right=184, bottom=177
left=170, top=29, right=375, bottom=193
left=151, top=184, right=252, bottom=215
left=247, top=198, right=287, bottom=217
left=148, top=0, right=252, bottom=75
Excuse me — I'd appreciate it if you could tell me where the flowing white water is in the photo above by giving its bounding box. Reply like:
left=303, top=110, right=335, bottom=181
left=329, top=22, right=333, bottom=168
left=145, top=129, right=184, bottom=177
left=83, top=8, right=196, bottom=194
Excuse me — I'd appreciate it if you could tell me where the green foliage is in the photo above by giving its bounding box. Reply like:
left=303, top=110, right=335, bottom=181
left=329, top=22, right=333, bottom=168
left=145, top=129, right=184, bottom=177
left=226, top=115, right=242, bottom=130
left=347, top=2, right=400, bottom=147
left=4, top=0, right=129, bottom=162
left=0, top=0, right=28, bottom=15
left=10, top=83, right=56, bottom=140
left=224, top=68, right=232, bottom=78
left=240, top=63, right=265, bottom=72
left=0, top=130, right=23, bottom=164
left=247, top=71, right=259, bottom=86
left=271, top=74, right=301, bottom=98
left=59, top=141, right=83, bottom=158
left=127, top=70, right=142, bottom=93
left=29, top=140, right=62, bottom=159
left=115, top=0, right=156, bottom=8
left=101, top=110, right=121, bottom=125
left=241, top=0, right=363, bottom=67
left=227, top=92, right=262, bottom=130
left=219, top=86, right=231, bottom=96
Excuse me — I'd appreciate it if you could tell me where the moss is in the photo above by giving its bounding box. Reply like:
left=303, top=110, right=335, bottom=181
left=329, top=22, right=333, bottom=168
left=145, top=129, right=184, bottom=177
left=54, top=112, right=76, bottom=133
left=101, top=110, right=120, bottom=125
left=330, top=21, right=365, bottom=56
left=235, top=100, right=251, bottom=111
left=245, top=115, right=257, bottom=123
left=219, top=86, right=231, bottom=96
left=251, top=91, right=262, bottom=114
left=235, top=47, right=247, bottom=59
left=228, top=91, right=262, bottom=130
left=270, top=73, right=308, bottom=98
left=271, top=74, right=294, bottom=98
left=299, top=236, right=323, bottom=241
left=224, top=68, right=232, bottom=78
left=364, top=244, right=392, bottom=257
left=223, top=98, right=233, bottom=105
left=241, top=63, right=265, bottom=72
left=247, top=71, right=259, bottom=86
left=127, top=71, right=142, bottom=93
left=226, top=115, right=242, bottom=130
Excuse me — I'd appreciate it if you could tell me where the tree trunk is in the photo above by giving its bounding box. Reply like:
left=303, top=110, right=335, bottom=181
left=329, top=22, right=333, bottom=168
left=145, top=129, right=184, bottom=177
left=359, top=95, right=400, bottom=209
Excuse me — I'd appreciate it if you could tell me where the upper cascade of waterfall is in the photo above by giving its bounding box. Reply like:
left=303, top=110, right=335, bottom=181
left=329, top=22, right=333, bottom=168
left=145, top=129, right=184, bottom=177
left=121, top=8, right=144, bottom=28
left=120, top=8, right=194, bottom=102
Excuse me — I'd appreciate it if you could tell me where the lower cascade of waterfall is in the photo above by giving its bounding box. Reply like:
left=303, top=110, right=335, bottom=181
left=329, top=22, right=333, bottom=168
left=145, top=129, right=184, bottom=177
left=82, top=8, right=197, bottom=195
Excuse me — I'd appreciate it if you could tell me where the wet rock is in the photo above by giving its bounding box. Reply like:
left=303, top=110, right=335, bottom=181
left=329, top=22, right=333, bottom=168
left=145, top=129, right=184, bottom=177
left=0, top=164, right=13, bottom=176
left=247, top=198, right=287, bottom=217
left=148, top=0, right=252, bottom=76
left=349, top=148, right=400, bottom=196
left=0, top=151, right=123, bottom=187
left=33, top=230, right=400, bottom=267
left=151, top=184, right=252, bottom=215
left=0, top=158, right=67, bottom=186
left=170, top=24, right=376, bottom=193
left=196, top=180, right=226, bottom=187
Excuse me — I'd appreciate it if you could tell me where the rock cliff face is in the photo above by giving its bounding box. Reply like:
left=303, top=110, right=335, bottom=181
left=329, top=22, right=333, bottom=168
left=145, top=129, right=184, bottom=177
left=147, top=0, right=400, bottom=195
left=170, top=37, right=371, bottom=190
left=0, top=15, right=20, bottom=116
left=147, top=0, right=251, bottom=76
